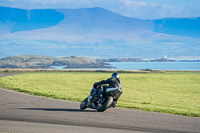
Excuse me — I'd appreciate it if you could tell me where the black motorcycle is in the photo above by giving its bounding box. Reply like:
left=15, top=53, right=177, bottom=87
left=80, top=85, right=123, bottom=112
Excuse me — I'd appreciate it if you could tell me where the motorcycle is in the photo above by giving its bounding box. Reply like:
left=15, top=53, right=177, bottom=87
left=80, top=85, right=123, bottom=112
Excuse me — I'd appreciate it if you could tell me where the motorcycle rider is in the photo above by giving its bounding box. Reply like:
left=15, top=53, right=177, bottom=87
left=93, top=72, right=122, bottom=107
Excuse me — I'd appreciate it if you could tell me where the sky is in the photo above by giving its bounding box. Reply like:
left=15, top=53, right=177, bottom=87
left=0, top=0, right=200, bottom=19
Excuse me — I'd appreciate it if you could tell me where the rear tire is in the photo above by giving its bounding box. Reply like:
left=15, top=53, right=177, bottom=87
left=96, top=97, right=113, bottom=112
left=80, top=98, right=88, bottom=110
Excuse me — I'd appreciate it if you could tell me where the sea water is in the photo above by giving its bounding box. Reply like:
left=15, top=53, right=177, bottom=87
left=107, top=62, right=200, bottom=71
left=51, top=62, right=200, bottom=71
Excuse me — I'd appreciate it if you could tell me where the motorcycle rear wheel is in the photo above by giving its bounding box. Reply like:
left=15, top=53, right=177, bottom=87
left=96, top=96, right=113, bottom=112
left=80, top=98, right=88, bottom=110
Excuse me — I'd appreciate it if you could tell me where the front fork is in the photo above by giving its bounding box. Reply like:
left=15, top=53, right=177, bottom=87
left=87, top=96, right=96, bottom=109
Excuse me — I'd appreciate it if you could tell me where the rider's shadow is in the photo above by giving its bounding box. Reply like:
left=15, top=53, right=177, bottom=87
left=18, top=108, right=97, bottom=112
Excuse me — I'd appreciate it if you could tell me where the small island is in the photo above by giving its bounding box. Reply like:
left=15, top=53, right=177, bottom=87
left=0, top=55, right=111, bottom=69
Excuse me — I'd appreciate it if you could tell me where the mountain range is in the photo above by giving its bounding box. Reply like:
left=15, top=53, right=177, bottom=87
left=0, top=6, right=200, bottom=58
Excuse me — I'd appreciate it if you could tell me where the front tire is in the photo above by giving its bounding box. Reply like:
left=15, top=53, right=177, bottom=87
left=80, top=98, right=88, bottom=110
left=96, top=97, right=113, bottom=112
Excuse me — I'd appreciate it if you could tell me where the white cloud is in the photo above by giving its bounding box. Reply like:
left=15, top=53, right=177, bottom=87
left=155, top=4, right=195, bottom=19
left=119, top=0, right=147, bottom=7
left=109, top=0, right=200, bottom=19
left=149, top=2, right=159, bottom=8
left=21, top=0, right=73, bottom=4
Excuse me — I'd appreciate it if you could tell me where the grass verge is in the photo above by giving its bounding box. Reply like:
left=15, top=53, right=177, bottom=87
left=0, top=72, right=199, bottom=117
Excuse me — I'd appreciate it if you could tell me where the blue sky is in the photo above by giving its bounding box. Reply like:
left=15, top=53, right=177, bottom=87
left=1, top=0, right=200, bottom=19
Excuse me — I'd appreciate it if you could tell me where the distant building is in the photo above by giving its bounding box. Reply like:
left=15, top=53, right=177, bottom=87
left=151, top=55, right=175, bottom=62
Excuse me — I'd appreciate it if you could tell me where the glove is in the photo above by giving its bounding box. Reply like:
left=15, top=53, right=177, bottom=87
left=93, top=83, right=99, bottom=88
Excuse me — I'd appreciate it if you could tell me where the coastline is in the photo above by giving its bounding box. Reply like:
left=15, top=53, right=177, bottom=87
left=0, top=68, right=200, bottom=74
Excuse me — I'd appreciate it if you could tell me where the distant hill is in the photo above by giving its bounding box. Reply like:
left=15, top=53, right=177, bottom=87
left=154, top=17, right=200, bottom=38
left=0, top=6, right=200, bottom=58
left=0, top=55, right=108, bottom=68
left=0, top=6, right=64, bottom=33
left=1, top=6, right=199, bottom=38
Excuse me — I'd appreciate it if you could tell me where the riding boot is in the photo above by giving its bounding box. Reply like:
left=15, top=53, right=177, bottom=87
left=99, top=85, right=104, bottom=97
left=113, top=100, right=118, bottom=108
left=99, top=90, right=103, bottom=97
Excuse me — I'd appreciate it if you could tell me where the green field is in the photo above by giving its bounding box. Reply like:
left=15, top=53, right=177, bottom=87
left=0, top=72, right=199, bottom=117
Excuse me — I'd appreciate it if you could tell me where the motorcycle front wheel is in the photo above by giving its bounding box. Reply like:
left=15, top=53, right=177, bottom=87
left=80, top=98, right=88, bottom=110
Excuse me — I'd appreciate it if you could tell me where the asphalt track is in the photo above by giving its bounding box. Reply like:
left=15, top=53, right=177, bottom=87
left=0, top=75, right=200, bottom=133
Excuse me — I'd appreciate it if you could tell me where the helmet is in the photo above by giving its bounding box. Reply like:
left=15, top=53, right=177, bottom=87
left=111, top=72, right=119, bottom=78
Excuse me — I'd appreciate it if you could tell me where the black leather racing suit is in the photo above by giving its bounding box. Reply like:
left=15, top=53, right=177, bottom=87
left=94, top=77, right=122, bottom=102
